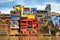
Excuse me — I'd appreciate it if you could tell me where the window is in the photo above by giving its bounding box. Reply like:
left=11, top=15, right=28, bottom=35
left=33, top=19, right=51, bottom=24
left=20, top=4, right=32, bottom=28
left=28, top=21, right=32, bottom=25
left=22, top=21, right=26, bottom=23
left=33, top=31, right=35, bottom=33
left=34, top=26, right=36, bottom=29
left=28, top=25, right=32, bottom=28
left=22, top=27, right=26, bottom=29
left=29, top=31, right=31, bottom=34
left=21, top=31, right=23, bottom=34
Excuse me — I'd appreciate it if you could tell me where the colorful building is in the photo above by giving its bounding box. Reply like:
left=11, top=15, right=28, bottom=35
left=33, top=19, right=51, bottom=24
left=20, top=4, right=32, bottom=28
left=0, top=14, right=10, bottom=35
left=20, top=17, right=38, bottom=35
left=19, top=7, right=39, bottom=35
left=36, top=10, right=48, bottom=22
left=10, top=11, right=21, bottom=35
left=24, top=8, right=30, bottom=14
left=13, top=5, right=24, bottom=16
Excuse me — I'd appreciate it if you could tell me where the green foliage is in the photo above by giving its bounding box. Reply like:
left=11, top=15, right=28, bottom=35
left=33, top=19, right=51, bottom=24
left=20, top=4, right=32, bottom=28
left=51, top=28, right=56, bottom=33
left=40, top=27, right=45, bottom=31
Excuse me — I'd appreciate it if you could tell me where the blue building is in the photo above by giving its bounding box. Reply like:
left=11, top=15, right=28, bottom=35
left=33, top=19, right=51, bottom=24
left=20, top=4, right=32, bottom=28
left=51, top=16, right=60, bottom=27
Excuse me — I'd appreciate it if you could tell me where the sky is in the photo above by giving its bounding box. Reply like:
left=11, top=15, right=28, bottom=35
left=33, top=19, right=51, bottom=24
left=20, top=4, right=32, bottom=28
left=0, top=0, right=60, bottom=14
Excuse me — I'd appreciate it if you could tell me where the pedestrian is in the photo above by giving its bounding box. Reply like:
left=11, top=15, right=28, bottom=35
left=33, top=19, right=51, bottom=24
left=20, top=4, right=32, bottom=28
left=48, top=24, right=52, bottom=35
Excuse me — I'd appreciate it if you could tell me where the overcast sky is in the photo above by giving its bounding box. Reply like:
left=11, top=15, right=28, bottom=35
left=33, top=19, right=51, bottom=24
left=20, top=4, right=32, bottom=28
left=0, top=0, right=60, bottom=14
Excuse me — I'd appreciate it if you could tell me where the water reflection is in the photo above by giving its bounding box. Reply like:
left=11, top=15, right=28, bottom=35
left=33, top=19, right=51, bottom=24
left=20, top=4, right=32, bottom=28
left=0, top=36, right=60, bottom=40
left=20, top=36, right=38, bottom=40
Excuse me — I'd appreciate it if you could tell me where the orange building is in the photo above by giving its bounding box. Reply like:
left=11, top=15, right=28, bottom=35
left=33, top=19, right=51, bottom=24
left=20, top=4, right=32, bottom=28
left=20, top=17, right=39, bottom=35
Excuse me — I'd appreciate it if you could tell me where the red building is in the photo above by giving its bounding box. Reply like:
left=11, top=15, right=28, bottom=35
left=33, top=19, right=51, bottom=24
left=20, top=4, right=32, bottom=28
left=20, top=17, right=39, bottom=35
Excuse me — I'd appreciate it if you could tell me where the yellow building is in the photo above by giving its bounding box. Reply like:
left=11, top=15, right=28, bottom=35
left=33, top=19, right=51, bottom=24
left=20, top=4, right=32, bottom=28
left=10, top=5, right=23, bottom=35
left=22, top=14, right=35, bottom=19
left=13, top=5, right=24, bottom=16
left=10, top=28, right=19, bottom=35
left=13, top=5, right=35, bottom=19
left=10, top=10, right=20, bottom=35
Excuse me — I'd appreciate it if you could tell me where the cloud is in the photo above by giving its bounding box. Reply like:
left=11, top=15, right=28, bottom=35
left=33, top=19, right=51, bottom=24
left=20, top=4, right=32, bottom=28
left=0, top=0, right=60, bottom=14
left=46, top=2, right=60, bottom=13
left=31, top=2, right=60, bottom=13
left=0, top=0, right=14, bottom=2
left=36, top=5, right=46, bottom=10
left=0, top=0, right=17, bottom=6
left=0, top=8, right=13, bottom=14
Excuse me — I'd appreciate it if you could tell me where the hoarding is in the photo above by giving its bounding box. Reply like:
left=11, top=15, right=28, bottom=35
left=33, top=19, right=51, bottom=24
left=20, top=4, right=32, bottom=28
left=10, top=16, right=20, bottom=20
left=31, top=8, right=37, bottom=14
left=10, top=16, right=18, bottom=18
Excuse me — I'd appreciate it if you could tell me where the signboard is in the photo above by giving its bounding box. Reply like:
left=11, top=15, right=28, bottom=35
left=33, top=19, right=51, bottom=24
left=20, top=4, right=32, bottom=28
left=10, top=16, right=20, bottom=20
left=10, top=16, right=18, bottom=18
left=31, top=8, right=37, bottom=14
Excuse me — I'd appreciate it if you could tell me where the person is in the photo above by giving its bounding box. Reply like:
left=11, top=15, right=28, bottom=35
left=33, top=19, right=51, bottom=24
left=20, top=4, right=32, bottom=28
left=48, top=24, right=52, bottom=35
left=55, top=24, right=59, bottom=32
left=51, top=28, right=56, bottom=36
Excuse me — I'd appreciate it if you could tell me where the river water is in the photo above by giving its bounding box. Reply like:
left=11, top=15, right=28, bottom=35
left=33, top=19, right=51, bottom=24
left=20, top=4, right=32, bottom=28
left=0, top=36, right=60, bottom=40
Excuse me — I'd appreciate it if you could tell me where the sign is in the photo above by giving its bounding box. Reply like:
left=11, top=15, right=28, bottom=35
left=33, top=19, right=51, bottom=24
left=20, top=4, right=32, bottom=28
left=10, top=16, right=18, bottom=18
left=31, top=8, right=37, bottom=14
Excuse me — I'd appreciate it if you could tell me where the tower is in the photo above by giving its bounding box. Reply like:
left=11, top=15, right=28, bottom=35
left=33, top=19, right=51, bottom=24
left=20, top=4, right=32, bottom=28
left=45, top=4, right=51, bottom=12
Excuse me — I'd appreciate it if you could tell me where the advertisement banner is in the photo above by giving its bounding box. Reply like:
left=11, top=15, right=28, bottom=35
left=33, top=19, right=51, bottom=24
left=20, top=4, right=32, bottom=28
left=31, top=8, right=37, bottom=14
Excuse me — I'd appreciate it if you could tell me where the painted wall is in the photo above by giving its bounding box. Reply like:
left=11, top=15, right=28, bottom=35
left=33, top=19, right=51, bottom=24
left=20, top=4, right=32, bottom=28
left=51, top=16, right=60, bottom=27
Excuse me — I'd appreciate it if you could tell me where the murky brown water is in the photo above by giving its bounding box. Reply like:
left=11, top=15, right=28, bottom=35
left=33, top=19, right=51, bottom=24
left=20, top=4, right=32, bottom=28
left=0, top=36, right=60, bottom=40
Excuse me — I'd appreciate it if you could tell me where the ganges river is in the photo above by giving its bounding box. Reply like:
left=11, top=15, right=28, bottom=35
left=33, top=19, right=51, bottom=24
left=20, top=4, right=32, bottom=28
left=0, top=35, right=60, bottom=40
